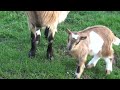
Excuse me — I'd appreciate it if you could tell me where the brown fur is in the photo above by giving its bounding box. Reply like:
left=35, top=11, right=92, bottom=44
left=27, top=11, right=59, bottom=27
left=27, top=11, right=70, bottom=59
left=27, top=11, right=70, bottom=36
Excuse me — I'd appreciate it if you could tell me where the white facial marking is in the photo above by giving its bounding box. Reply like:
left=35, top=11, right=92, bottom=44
left=36, top=29, right=41, bottom=36
left=104, top=57, right=112, bottom=71
left=87, top=55, right=100, bottom=67
left=89, top=31, right=104, bottom=55
left=72, top=33, right=79, bottom=39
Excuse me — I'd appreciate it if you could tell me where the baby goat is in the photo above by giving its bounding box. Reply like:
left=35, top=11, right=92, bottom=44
left=66, top=25, right=120, bottom=79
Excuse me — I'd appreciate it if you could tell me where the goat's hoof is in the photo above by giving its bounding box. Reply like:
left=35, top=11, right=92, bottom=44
left=28, top=51, right=35, bottom=58
left=74, top=74, right=81, bottom=79
left=86, top=63, right=94, bottom=69
left=74, top=76, right=81, bottom=79
left=75, top=77, right=80, bottom=79
left=47, top=56, right=54, bottom=60
left=105, top=70, right=111, bottom=75
left=47, top=52, right=54, bottom=60
left=35, top=41, right=39, bottom=45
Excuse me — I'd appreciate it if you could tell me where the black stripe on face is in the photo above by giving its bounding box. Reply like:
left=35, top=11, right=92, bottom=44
left=77, top=66, right=80, bottom=73
left=68, top=40, right=75, bottom=50
left=69, top=44, right=72, bottom=50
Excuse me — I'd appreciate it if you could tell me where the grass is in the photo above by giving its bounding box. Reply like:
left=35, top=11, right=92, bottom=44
left=0, top=11, right=120, bottom=79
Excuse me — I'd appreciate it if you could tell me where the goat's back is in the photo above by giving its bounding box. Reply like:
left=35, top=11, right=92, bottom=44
left=27, top=11, right=69, bottom=28
left=80, top=25, right=114, bottom=40
left=80, top=25, right=116, bottom=57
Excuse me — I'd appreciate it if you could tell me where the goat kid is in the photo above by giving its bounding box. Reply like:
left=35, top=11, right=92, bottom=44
left=66, top=25, right=120, bottom=79
left=27, top=11, right=70, bottom=60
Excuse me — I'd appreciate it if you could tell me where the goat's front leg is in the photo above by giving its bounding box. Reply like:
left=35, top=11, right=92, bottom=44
left=104, top=57, right=113, bottom=75
left=29, top=27, right=41, bottom=58
left=75, top=55, right=87, bottom=79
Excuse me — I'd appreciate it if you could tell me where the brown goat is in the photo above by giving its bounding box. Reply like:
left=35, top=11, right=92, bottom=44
left=27, top=11, right=70, bottom=60
left=66, top=25, right=120, bottom=79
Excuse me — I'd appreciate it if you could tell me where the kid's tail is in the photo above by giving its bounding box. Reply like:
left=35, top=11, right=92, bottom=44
left=113, top=36, right=120, bottom=45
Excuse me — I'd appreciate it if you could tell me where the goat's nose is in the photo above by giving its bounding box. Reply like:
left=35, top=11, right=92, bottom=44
left=69, top=47, right=71, bottom=50
left=68, top=45, right=72, bottom=50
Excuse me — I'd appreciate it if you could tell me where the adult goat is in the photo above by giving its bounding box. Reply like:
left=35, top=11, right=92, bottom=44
left=27, top=11, right=70, bottom=60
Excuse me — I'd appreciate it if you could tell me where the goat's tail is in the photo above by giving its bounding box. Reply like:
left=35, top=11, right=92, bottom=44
left=113, top=36, right=120, bottom=45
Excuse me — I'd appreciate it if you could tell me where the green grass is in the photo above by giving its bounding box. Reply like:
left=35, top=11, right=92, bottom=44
left=0, top=11, right=120, bottom=79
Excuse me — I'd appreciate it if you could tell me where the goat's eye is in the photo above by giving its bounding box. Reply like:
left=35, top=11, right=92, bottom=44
left=73, top=38, right=76, bottom=40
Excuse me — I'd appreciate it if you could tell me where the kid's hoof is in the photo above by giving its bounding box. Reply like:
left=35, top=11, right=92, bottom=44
left=86, top=63, right=94, bottom=69
left=106, top=70, right=111, bottom=75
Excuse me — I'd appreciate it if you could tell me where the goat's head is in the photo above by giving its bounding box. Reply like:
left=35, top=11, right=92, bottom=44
left=66, top=29, right=87, bottom=51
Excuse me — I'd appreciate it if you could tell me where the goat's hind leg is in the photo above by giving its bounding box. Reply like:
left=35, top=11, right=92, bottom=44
left=104, top=56, right=113, bottom=75
left=47, top=29, right=55, bottom=60
left=86, top=55, right=100, bottom=68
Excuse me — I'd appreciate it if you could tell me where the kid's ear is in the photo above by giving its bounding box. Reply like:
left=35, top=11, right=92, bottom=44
left=80, top=36, right=87, bottom=40
left=78, top=32, right=87, bottom=40
left=66, top=28, right=72, bottom=34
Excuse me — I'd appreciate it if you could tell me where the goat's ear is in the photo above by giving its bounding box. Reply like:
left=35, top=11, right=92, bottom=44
left=80, top=36, right=87, bottom=40
left=66, top=28, right=72, bottom=34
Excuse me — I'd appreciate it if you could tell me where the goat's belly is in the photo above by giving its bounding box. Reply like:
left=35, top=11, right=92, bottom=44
left=89, top=49, right=100, bottom=56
